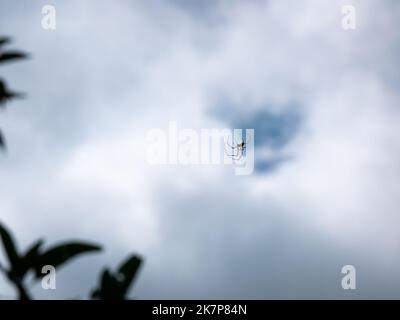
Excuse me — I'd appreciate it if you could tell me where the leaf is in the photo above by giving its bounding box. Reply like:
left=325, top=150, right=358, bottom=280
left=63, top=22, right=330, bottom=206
left=33, top=242, right=102, bottom=278
left=0, top=51, right=28, bottom=64
left=15, top=239, right=44, bottom=277
left=100, top=269, right=119, bottom=299
left=23, top=239, right=43, bottom=262
left=0, top=37, right=11, bottom=47
left=91, top=269, right=119, bottom=300
left=0, top=223, right=19, bottom=270
left=0, top=130, right=5, bottom=149
left=91, top=255, right=143, bottom=300
left=0, top=79, right=24, bottom=104
left=117, top=255, right=142, bottom=296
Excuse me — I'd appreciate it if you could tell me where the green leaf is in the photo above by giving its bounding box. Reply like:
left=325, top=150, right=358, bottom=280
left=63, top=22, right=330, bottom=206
left=117, top=255, right=142, bottom=296
left=0, top=223, right=19, bottom=270
left=34, top=242, right=101, bottom=278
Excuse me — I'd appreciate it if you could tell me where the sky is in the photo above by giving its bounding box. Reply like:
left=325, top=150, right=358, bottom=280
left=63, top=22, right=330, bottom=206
left=1, top=0, right=400, bottom=299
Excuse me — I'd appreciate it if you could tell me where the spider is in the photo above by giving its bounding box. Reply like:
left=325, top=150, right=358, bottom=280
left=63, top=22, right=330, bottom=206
left=225, top=137, right=247, bottom=160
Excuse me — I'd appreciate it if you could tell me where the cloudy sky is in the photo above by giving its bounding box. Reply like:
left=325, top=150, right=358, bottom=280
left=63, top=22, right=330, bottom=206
left=1, top=0, right=400, bottom=299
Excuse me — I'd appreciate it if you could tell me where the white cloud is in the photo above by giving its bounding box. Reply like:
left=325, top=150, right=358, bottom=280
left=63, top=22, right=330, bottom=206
left=1, top=0, right=400, bottom=298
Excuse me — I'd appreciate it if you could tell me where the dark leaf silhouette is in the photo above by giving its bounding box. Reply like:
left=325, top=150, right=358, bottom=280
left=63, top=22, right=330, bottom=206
left=33, top=242, right=102, bottom=278
left=0, top=36, right=144, bottom=300
left=0, top=36, right=27, bottom=152
left=23, top=239, right=44, bottom=263
left=0, top=51, right=28, bottom=64
left=0, top=37, right=11, bottom=47
left=92, top=269, right=116, bottom=299
left=14, top=239, right=44, bottom=278
left=0, top=222, right=104, bottom=299
left=0, top=223, right=19, bottom=270
left=0, top=129, right=5, bottom=148
left=0, top=79, right=24, bottom=105
left=118, top=255, right=141, bottom=294
left=91, top=255, right=142, bottom=300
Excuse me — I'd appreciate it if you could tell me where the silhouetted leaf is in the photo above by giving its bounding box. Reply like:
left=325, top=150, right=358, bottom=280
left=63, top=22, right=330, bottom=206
left=23, top=239, right=44, bottom=263
left=33, top=242, right=101, bottom=278
left=0, top=130, right=5, bottom=149
left=91, top=255, right=142, bottom=300
left=13, top=239, right=44, bottom=278
left=0, top=37, right=11, bottom=47
left=0, top=223, right=19, bottom=269
left=0, top=79, right=24, bottom=105
left=101, top=270, right=119, bottom=298
left=118, top=255, right=142, bottom=295
left=0, top=51, right=28, bottom=64
left=91, top=269, right=119, bottom=299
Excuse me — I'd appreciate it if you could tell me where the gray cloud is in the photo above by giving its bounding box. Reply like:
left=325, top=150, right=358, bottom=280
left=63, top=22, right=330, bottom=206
left=1, top=0, right=400, bottom=299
